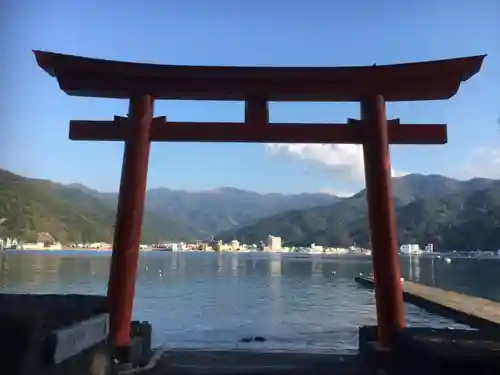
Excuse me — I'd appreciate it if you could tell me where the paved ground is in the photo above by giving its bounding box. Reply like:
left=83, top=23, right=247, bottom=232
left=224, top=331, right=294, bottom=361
left=143, top=350, right=367, bottom=375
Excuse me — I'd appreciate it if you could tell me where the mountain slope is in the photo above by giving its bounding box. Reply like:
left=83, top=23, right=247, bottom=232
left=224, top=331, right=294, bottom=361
left=95, top=187, right=341, bottom=236
left=0, top=169, right=198, bottom=243
left=395, top=183, right=500, bottom=250
left=220, top=176, right=500, bottom=251
left=351, top=174, right=496, bottom=205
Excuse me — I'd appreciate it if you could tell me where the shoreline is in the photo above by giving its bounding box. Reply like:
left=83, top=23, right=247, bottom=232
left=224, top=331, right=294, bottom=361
left=2, top=249, right=500, bottom=261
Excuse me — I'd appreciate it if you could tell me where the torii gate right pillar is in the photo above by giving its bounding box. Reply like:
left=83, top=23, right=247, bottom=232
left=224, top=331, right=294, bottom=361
left=361, top=95, right=405, bottom=348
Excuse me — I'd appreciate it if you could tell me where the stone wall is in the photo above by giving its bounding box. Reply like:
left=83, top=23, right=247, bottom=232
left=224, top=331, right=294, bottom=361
left=0, top=294, right=109, bottom=375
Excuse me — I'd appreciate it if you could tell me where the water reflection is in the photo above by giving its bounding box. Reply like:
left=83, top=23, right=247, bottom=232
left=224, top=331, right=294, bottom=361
left=0, top=251, right=110, bottom=294
left=1, top=251, right=497, bottom=351
left=232, top=254, right=239, bottom=276
left=407, top=255, right=421, bottom=282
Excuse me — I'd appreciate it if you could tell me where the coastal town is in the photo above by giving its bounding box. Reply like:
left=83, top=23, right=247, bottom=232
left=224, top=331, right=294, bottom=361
left=0, top=232, right=441, bottom=255
left=0, top=233, right=369, bottom=254
left=5, top=234, right=500, bottom=261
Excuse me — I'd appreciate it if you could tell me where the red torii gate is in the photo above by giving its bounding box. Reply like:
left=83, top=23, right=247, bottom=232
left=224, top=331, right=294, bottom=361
left=33, top=51, right=485, bottom=362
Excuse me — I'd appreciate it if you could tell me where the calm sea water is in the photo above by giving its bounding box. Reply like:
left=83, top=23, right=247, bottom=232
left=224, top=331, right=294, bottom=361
left=1, top=251, right=499, bottom=353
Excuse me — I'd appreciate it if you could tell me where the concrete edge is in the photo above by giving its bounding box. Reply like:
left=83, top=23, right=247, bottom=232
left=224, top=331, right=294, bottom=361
left=117, top=347, right=166, bottom=375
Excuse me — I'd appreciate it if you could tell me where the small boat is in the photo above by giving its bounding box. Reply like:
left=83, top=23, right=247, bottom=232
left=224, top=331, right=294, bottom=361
left=444, top=257, right=452, bottom=264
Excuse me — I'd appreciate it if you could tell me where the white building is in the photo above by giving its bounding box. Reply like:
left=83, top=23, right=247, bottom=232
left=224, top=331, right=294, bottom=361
left=424, top=244, right=434, bottom=253
left=400, top=244, right=421, bottom=254
left=231, top=240, right=240, bottom=251
left=267, top=235, right=282, bottom=251
left=22, top=241, right=63, bottom=250
left=21, top=242, right=45, bottom=250
left=89, top=242, right=110, bottom=249
left=309, top=243, right=324, bottom=254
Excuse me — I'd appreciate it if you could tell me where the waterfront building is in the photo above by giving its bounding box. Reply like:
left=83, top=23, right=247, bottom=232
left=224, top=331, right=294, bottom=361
left=308, top=243, right=324, bottom=254
left=267, top=235, right=282, bottom=251
left=400, top=244, right=422, bottom=254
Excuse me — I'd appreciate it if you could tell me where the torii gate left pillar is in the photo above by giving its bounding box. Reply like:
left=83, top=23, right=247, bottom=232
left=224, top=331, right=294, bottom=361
left=107, top=95, right=154, bottom=363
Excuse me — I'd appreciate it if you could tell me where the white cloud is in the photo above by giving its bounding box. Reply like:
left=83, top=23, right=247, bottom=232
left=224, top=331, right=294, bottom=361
left=317, top=188, right=355, bottom=197
left=392, top=169, right=409, bottom=178
left=266, top=143, right=407, bottom=182
left=463, top=148, right=500, bottom=179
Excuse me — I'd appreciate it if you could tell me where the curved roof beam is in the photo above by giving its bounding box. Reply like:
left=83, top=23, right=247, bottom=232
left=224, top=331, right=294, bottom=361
left=33, top=51, right=486, bottom=102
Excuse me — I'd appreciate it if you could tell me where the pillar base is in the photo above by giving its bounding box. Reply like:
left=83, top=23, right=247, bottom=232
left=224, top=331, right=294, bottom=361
left=359, top=325, right=500, bottom=375
left=113, top=345, right=132, bottom=366
left=131, top=321, right=153, bottom=366
left=359, top=325, right=394, bottom=373
left=112, top=321, right=153, bottom=369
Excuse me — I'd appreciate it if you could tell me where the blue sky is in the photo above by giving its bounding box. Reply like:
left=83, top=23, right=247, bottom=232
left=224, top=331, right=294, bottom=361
left=1, top=0, right=499, bottom=195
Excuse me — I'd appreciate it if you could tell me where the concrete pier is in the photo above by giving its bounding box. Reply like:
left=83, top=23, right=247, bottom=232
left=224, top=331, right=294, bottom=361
left=354, top=276, right=500, bottom=333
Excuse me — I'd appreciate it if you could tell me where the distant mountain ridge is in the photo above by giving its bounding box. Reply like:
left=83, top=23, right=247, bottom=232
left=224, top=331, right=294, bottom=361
left=219, top=174, right=500, bottom=251
left=142, top=187, right=340, bottom=235
left=0, top=169, right=196, bottom=243
left=89, top=186, right=341, bottom=236
left=2, top=168, right=499, bottom=249
left=0, top=169, right=339, bottom=243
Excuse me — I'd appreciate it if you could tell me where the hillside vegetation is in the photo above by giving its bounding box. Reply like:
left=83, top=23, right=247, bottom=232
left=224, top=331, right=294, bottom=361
left=0, top=169, right=197, bottom=243
left=2, top=168, right=499, bottom=251
left=220, top=176, right=500, bottom=251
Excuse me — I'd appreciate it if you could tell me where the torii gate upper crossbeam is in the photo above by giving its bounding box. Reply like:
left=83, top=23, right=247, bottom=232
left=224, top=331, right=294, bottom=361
left=68, top=118, right=448, bottom=144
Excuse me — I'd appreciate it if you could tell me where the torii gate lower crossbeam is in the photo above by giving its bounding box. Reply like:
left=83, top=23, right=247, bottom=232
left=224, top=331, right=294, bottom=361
left=32, top=50, right=485, bottom=365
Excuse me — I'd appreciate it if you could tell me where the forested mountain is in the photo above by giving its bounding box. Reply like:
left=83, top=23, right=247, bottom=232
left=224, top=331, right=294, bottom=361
left=2, top=168, right=499, bottom=250
left=143, top=187, right=340, bottom=235
left=0, top=169, right=197, bottom=243
left=220, top=176, right=500, bottom=251
left=80, top=186, right=341, bottom=236
left=0, top=169, right=338, bottom=243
